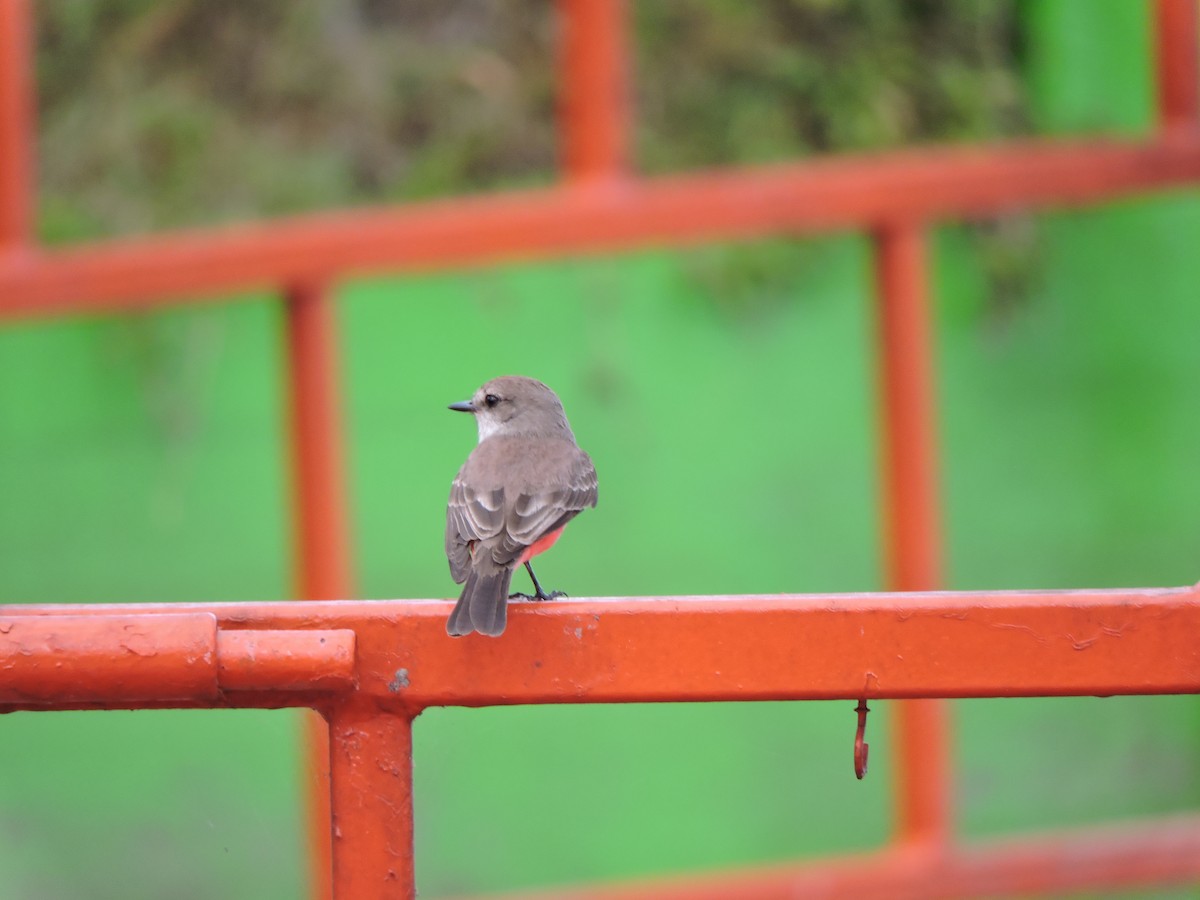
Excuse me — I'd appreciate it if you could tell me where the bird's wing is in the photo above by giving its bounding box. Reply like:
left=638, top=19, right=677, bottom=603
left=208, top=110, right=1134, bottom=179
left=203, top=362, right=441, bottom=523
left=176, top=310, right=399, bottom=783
left=445, top=471, right=506, bottom=584
left=492, top=452, right=598, bottom=564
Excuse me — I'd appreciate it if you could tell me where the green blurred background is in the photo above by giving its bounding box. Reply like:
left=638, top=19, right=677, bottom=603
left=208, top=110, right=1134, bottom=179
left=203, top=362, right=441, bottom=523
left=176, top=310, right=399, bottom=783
left=1, top=1, right=1198, bottom=897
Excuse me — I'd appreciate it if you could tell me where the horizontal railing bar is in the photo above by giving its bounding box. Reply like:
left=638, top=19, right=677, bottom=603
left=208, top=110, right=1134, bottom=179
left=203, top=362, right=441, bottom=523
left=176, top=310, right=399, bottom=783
left=2, top=132, right=1199, bottom=319
left=0, top=613, right=219, bottom=703
left=217, top=628, right=356, bottom=692
left=0, top=614, right=356, bottom=703
left=2, top=585, right=1197, bottom=710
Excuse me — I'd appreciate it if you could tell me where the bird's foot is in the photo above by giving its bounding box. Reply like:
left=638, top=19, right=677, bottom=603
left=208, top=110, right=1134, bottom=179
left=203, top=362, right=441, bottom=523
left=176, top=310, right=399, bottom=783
left=508, top=589, right=567, bottom=602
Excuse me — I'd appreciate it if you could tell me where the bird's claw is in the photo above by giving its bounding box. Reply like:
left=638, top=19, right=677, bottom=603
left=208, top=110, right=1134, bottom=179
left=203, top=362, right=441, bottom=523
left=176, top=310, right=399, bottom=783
left=508, top=590, right=567, bottom=602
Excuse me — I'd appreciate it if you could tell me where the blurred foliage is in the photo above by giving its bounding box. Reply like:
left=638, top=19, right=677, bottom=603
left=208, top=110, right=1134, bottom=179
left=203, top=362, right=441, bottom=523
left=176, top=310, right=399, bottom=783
left=635, top=0, right=1027, bottom=171
left=34, top=0, right=1036, bottom=331
left=36, top=0, right=1026, bottom=239
left=36, top=0, right=557, bottom=238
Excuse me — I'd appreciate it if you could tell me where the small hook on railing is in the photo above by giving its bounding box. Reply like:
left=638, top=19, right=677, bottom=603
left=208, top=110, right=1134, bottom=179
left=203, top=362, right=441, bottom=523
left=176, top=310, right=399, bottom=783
left=853, top=700, right=870, bottom=779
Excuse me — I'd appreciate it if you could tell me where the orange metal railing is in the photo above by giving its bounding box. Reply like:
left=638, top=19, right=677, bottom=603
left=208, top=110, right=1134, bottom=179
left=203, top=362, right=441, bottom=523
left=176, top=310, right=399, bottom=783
left=1, top=1, right=1199, bottom=897
left=4, top=588, right=1200, bottom=898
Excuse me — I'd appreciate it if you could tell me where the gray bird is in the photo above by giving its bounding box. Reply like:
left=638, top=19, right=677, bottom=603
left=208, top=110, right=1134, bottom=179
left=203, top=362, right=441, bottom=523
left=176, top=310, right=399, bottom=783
left=445, top=376, right=598, bottom=636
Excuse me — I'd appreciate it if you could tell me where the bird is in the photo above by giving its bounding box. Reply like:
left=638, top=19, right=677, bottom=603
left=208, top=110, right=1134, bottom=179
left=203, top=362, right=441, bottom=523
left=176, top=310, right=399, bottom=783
left=445, top=376, right=598, bottom=637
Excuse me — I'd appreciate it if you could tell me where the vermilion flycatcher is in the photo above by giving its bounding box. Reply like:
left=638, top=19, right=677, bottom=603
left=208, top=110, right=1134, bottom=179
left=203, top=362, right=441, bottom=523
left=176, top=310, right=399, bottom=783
left=445, top=376, right=598, bottom=637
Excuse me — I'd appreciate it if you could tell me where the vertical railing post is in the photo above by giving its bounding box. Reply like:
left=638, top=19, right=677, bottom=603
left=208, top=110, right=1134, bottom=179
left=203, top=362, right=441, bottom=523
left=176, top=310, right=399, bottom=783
left=329, top=703, right=417, bottom=899
left=0, top=0, right=34, bottom=252
left=557, top=0, right=629, bottom=183
left=874, top=222, right=952, bottom=850
left=285, top=279, right=355, bottom=899
left=1155, top=0, right=1200, bottom=132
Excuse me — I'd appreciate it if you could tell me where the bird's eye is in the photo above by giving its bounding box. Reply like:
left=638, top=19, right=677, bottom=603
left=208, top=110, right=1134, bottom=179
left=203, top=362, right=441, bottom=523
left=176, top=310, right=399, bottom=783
left=484, top=393, right=501, bottom=408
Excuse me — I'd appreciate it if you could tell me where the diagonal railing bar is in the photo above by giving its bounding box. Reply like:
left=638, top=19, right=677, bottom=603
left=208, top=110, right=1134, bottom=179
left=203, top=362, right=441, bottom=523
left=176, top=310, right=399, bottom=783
left=510, top=813, right=1200, bottom=900
left=2, top=133, right=1200, bottom=319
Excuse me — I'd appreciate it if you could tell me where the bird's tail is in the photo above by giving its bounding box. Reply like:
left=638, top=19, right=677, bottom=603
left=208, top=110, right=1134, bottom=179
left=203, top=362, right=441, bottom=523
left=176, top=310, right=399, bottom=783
left=447, top=564, right=514, bottom=637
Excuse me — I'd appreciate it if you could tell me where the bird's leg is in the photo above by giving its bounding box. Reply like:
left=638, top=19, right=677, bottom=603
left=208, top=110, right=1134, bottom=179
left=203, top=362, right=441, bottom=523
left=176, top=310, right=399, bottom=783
left=508, top=561, right=566, bottom=601
left=525, top=562, right=566, bottom=600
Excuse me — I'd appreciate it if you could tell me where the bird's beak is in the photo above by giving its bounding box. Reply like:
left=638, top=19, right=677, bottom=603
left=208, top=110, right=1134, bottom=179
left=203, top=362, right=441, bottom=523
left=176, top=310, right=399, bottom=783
left=448, top=400, right=475, bottom=413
